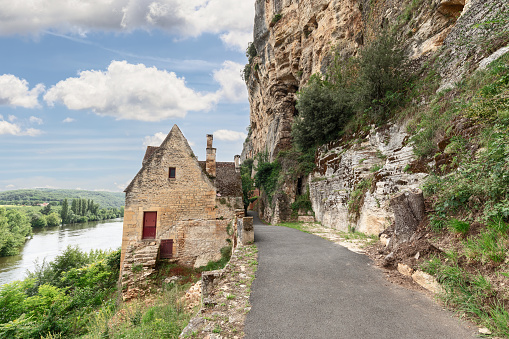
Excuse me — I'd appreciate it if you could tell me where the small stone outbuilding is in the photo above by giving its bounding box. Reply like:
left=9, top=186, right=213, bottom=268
left=120, top=125, right=242, bottom=288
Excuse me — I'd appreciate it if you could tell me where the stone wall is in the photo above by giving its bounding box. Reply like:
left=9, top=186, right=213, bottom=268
left=177, top=219, right=230, bottom=268
left=215, top=196, right=243, bottom=221
left=237, top=216, right=254, bottom=245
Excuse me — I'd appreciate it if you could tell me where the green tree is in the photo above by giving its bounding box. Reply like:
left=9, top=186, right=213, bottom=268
left=70, top=199, right=77, bottom=215
left=293, top=73, right=352, bottom=151
left=60, top=198, right=68, bottom=224
left=46, top=213, right=61, bottom=227
left=355, top=32, right=406, bottom=120
left=40, top=204, right=52, bottom=215
left=0, top=209, right=31, bottom=256
left=31, top=213, right=47, bottom=228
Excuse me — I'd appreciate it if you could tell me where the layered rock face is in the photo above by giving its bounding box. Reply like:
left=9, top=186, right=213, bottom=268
left=243, top=0, right=509, bottom=161
left=243, top=0, right=364, bottom=161
left=309, top=123, right=427, bottom=234
left=243, top=0, right=509, bottom=227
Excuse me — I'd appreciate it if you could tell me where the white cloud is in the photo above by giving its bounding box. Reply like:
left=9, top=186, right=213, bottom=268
left=213, top=61, right=248, bottom=102
left=220, top=31, right=252, bottom=52
left=0, top=118, right=42, bottom=136
left=44, top=60, right=217, bottom=121
left=143, top=132, right=166, bottom=147
left=0, top=75, right=44, bottom=108
left=0, top=120, right=21, bottom=135
left=5, top=184, right=15, bottom=189
left=8, top=115, right=16, bottom=122
left=23, top=128, right=43, bottom=136
left=62, top=117, right=75, bottom=123
left=29, top=116, right=43, bottom=125
left=213, top=129, right=247, bottom=141
left=44, top=60, right=247, bottom=121
left=0, top=0, right=254, bottom=50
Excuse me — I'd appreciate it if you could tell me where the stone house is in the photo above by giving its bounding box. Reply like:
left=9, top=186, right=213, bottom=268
left=120, top=125, right=243, bottom=286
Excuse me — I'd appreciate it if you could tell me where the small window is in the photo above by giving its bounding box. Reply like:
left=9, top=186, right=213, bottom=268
left=169, top=167, right=176, bottom=178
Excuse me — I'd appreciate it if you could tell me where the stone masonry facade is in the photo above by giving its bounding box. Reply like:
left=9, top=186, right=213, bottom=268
left=120, top=125, right=242, bottom=291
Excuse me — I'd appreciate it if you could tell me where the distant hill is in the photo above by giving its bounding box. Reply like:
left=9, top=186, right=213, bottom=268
left=0, top=189, right=125, bottom=208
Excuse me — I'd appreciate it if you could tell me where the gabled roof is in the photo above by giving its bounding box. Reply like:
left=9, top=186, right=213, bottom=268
left=198, top=161, right=242, bottom=197
left=124, top=125, right=241, bottom=198
left=125, top=124, right=198, bottom=193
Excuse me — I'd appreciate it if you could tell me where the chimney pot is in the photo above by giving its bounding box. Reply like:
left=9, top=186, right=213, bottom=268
left=234, top=155, right=240, bottom=172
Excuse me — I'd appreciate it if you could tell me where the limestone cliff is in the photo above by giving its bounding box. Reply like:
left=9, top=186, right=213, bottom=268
left=243, top=0, right=509, bottom=229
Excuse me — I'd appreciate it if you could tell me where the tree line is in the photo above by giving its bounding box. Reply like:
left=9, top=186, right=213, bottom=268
left=60, top=198, right=123, bottom=224
left=0, top=188, right=124, bottom=209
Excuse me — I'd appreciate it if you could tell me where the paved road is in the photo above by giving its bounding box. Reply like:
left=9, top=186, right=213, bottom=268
left=244, top=214, right=475, bottom=339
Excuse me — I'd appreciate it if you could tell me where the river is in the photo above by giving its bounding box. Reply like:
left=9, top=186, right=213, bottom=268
left=0, top=218, right=123, bottom=286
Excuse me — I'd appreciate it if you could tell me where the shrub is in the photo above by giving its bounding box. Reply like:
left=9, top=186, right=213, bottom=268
left=254, top=158, right=280, bottom=203
left=246, top=42, right=257, bottom=63
left=291, top=193, right=313, bottom=218
left=271, top=14, right=282, bottom=25
left=293, top=74, right=352, bottom=150
left=355, top=32, right=407, bottom=121
left=242, top=63, right=251, bottom=81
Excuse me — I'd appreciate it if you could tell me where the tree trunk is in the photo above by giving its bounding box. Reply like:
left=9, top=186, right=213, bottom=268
left=390, top=188, right=425, bottom=248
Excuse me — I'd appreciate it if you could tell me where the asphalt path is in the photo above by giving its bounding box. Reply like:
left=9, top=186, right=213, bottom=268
left=244, top=213, right=475, bottom=339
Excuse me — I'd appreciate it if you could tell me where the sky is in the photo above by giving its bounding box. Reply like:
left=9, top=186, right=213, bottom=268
left=0, top=0, right=254, bottom=192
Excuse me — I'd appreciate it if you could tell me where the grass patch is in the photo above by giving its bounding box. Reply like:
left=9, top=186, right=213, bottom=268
left=421, top=257, right=509, bottom=337
left=83, top=284, right=191, bottom=339
left=277, top=222, right=312, bottom=234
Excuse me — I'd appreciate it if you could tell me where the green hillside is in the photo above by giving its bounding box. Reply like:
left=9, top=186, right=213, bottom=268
left=0, top=188, right=125, bottom=208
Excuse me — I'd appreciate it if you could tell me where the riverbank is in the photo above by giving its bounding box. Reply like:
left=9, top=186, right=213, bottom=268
left=0, top=218, right=123, bottom=286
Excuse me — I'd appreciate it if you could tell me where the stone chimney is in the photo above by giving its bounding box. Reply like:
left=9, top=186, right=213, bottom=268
left=234, top=155, right=240, bottom=172
left=206, top=134, right=216, bottom=177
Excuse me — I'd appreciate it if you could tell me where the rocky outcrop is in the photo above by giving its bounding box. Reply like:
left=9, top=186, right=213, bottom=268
left=309, top=123, right=428, bottom=234
left=243, top=0, right=509, bottom=162
left=243, top=0, right=509, bottom=228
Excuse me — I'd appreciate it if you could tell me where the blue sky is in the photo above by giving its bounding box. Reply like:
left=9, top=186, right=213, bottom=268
left=0, top=0, right=253, bottom=192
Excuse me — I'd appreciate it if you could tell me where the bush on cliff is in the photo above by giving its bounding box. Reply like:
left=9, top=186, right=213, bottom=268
left=293, top=32, right=407, bottom=151
left=355, top=32, right=407, bottom=121
left=293, top=73, right=353, bottom=151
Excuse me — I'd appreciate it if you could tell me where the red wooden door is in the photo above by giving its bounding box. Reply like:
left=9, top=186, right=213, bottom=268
left=160, top=239, right=173, bottom=259
left=143, top=212, right=157, bottom=239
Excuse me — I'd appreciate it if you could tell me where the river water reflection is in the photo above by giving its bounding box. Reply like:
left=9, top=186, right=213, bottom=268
left=0, top=218, right=123, bottom=286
